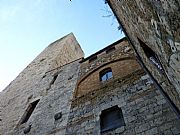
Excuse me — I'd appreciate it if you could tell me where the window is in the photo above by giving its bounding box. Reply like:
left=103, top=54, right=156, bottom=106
left=106, top=46, right=116, bottom=54
left=138, top=38, right=164, bottom=73
left=89, top=55, right=97, bottom=63
left=100, top=106, right=125, bottom=133
left=51, top=74, right=58, bottom=85
left=100, top=68, right=113, bottom=81
left=20, top=99, right=40, bottom=124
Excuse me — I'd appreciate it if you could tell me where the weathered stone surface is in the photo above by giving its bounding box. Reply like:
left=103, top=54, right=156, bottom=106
left=23, top=125, right=31, bottom=134
left=54, top=112, right=62, bottom=121
left=0, top=33, right=179, bottom=135
left=76, top=38, right=141, bottom=97
left=67, top=70, right=180, bottom=134
left=66, top=38, right=179, bottom=134
left=0, top=33, right=84, bottom=135
left=0, top=91, right=3, bottom=134
left=109, top=0, right=180, bottom=109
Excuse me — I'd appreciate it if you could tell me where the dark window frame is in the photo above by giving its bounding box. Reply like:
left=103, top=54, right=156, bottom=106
left=106, top=46, right=116, bottom=54
left=137, top=38, right=164, bottom=73
left=99, top=68, right=113, bottom=81
left=51, top=74, right=58, bottom=85
left=100, top=105, right=125, bottom=133
left=89, top=55, right=97, bottom=63
left=19, top=99, right=40, bottom=125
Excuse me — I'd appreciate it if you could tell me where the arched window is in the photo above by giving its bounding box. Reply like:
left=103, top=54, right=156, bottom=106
left=100, top=68, right=113, bottom=81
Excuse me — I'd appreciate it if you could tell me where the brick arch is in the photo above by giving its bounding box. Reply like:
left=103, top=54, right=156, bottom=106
left=74, top=57, right=140, bottom=98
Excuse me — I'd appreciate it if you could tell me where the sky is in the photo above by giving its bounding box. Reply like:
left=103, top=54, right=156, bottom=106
left=0, top=0, right=124, bottom=91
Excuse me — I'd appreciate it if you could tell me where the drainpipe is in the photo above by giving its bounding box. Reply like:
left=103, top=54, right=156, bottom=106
left=107, top=1, right=180, bottom=119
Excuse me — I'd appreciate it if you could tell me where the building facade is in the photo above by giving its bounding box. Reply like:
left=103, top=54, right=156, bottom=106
left=0, top=33, right=179, bottom=134
left=0, top=33, right=84, bottom=134
left=108, top=0, right=180, bottom=115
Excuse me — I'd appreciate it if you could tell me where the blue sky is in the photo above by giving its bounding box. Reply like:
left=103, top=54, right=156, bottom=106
left=0, top=0, right=124, bottom=91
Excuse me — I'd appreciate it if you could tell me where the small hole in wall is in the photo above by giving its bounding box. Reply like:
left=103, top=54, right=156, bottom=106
left=54, top=112, right=62, bottom=121
left=24, top=125, right=31, bottom=134
left=27, top=95, right=33, bottom=103
left=176, top=57, right=179, bottom=61
left=117, top=80, right=122, bottom=83
left=171, top=47, right=175, bottom=51
left=40, top=58, right=46, bottom=62
left=68, top=75, right=73, bottom=80
left=42, top=74, right=46, bottom=79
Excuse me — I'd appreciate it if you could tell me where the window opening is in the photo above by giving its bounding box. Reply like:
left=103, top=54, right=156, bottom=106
left=20, top=99, right=40, bottom=124
left=106, top=46, right=116, bottom=54
left=89, top=55, right=97, bottom=63
left=100, top=105, right=125, bottom=133
left=51, top=74, right=58, bottom=85
left=100, top=68, right=113, bottom=81
left=138, top=38, right=164, bottom=73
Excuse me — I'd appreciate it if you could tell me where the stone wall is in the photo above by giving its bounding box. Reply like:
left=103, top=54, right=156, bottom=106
left=0, top=33, right=84, bottom=135
left=77, top=59, right=140, bottom=97
left=14, top=60, right=81, bottom=135
left=75, top=38, right=141, bottom=97
left=1, top=31, right=179, bottom=135
left=67, top=71, right=180, bottom=135
left=0, top=91, right=4, bottom=134
left=67, top=37, right=180, bottom=134
left=108, top=0, right=180, bottom=110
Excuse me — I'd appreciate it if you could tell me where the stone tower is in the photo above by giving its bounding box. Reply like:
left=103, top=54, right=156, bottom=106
left=108, top=0, right=180, bottom=116
left=0, top=33, right=84, bottom=134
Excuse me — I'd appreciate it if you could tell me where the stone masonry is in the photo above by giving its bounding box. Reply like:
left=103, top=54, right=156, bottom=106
left=75, top=38, right=141, bottom=97
left=67, top=72, right=179, bottom=135
left=0, top=34, right=179, bottom=135
left=108, top=0, right=180, bottom=110
left=0, top=33, right=84, bottom=135
left=66, top=38, right=180, bottom=135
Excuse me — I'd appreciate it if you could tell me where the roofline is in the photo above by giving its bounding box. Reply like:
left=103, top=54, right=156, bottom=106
left=80, top=37, right=127, bottom=63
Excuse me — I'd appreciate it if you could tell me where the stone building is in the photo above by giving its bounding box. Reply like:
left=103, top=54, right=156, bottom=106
left=0, top=33, right=84, bottom=134
left=0, top=33, right=179, bottom=135
left=107, top=0, right=180, bottom=117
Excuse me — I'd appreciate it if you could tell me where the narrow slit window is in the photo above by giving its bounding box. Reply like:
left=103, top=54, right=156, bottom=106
left=20, top=99, right=40, bottom=124
left=100, top=106, right=125, bottom=133
left=137, top=38, right=164, bottom=73
left=51, top=74, right=58, bottom=85
left=100, top=68, right=113, bottom=81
